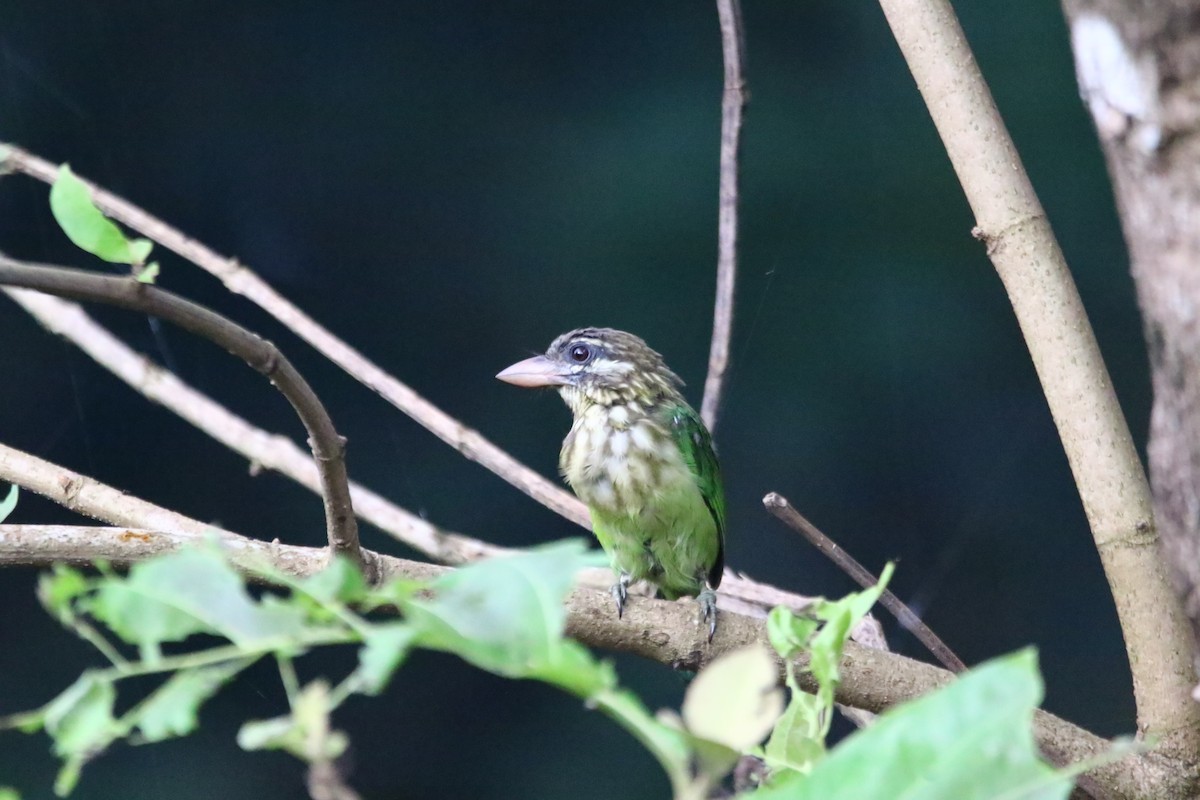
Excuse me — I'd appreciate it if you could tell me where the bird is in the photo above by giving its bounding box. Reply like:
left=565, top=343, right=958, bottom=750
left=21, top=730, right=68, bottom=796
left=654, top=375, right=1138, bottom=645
left=496, top=327, right=725, bottom=640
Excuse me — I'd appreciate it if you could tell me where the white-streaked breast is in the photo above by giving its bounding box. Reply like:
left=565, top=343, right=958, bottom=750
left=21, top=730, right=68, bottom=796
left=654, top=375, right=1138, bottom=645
left=629, top=422, right=656, bottom=453
left=562, top=404, right=695, bottom=515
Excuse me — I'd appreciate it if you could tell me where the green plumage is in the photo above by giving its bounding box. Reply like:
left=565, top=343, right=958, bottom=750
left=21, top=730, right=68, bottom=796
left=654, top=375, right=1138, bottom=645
left=497, top=327, right=725, bottom=638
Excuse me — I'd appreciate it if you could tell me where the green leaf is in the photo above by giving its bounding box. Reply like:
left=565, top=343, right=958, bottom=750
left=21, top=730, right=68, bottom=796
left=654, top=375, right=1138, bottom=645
left=683, top=645, right=783, bottom=752
left=0, top=708, right=45, bottom=735
left=0, top=484, right=16, bottom=523
left=525, top=638, right=616, bottom=698
left=41, top=673, right=118, bottom=758
left=413, top=545, right=611, bottom=695
left=303, top=556, right=367, bottom=605
left=755, top=649, right=1073, bottom=800
left=134, top=261, right=160, bottom=284
left=86, top=546, right=306, bottom=654
left=681, top=645, right=783, bottom=782
left=27, top=673, right=122, bottom=795
left=404, top=540, right=596, bottom=677
left=761, top=690, right=826, bottom=774
left=238, top=680, right=347, bottom=761
left=236, top=715, right=297, bottom=752
left=37, top=566, right=90, bottom=619
left=807, top=562, right=893, bottom=692
left=355, top=623, right=417, bottom=696
left=360, top=577, right=422, bottom=612
left=49, top=165, right=153, bottom=265
left=0, top=787, right=21, bottom=800
left=132, top=660, right=250, bottom=742
left=767, top=605, right=818, bottom=661
left=763, top=564, right=893, bottom=777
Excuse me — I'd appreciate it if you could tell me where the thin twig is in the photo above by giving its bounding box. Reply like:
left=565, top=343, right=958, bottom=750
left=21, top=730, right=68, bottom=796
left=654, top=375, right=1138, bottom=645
left=0, top=144, right=590, bottom=530
left=762, top=493, right=966, bottom=673
left=0, top=254, right=363, bottom=571
left=0, top=441, right=223, bottom=537
left=700, top=0, right=747, bottom=432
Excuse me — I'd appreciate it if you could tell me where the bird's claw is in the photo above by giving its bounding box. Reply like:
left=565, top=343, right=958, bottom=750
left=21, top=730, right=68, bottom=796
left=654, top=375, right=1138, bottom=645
left=698, top=588, right=718, bottom=642
left=611, top=575, right=630, bottom=619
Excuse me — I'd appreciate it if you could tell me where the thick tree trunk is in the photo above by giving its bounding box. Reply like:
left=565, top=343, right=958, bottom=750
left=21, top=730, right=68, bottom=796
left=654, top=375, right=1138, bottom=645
left=1063, top=0, right=1200, bottom=697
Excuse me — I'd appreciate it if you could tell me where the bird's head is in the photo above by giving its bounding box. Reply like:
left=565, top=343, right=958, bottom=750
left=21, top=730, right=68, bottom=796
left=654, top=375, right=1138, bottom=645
left=497, top=327, right=684, bottom=413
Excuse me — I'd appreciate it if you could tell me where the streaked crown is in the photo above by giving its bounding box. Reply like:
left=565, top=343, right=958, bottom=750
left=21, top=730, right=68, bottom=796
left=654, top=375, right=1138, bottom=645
left=547, top=327, right=684, bottom=409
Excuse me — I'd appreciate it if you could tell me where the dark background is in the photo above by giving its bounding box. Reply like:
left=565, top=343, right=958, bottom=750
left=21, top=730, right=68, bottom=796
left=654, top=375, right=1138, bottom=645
left=0, top=3, right=1143, bottom=799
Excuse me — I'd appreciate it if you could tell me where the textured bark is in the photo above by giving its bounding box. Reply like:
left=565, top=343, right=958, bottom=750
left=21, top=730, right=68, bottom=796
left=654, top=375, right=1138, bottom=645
left=1064, top=1, right=1200, bottom=661
left=1063, top=0, right=1200, bottom=757
left=880, top=0, right=1200, bottom=762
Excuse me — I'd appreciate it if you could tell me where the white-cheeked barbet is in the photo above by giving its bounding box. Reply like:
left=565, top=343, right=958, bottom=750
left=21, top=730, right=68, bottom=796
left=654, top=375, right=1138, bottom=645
left=497, top=328, right=725, bottom=639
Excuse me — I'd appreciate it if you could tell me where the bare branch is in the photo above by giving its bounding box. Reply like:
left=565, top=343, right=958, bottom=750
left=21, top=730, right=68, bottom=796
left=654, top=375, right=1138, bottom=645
left=0, top=145, right=830, bottom=624
left=307, top=761, right=361, bottom=800
left=0, top=522, right=1175, bottom=798
left=0, top=144, right=590, bottom=530
left=6, top=297, right=814, bottom=625
left=0, top=254, right=363, bottom=571
left=5, top=287, right=501, bottom=567
left=700, top=0, right=747, bottom=432
left=4, top=289, right=839, bottom=623
left=875, top=0, right=1200, bottom=754
left=763, top=492, right=966, bottom=674
left=0, top=442, right=222, bottom=536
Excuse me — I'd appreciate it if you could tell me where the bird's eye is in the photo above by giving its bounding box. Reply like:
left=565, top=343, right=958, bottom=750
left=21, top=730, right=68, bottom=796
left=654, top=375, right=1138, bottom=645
left=568, top=344, right=592, bottom=363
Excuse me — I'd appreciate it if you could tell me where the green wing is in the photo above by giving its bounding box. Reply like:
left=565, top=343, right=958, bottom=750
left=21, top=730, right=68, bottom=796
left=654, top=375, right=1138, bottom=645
left=665, top=402, right=726, bottom=589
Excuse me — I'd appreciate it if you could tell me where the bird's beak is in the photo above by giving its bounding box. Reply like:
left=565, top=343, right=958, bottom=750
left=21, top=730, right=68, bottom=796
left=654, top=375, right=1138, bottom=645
left=496, top=355, right=571, bottom=388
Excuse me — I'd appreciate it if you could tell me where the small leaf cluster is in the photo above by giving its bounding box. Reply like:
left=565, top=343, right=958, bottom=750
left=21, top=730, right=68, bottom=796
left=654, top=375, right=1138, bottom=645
left=747, top=559, right=1086, bottom=799
left=752, top=648, right=1083, bottom=800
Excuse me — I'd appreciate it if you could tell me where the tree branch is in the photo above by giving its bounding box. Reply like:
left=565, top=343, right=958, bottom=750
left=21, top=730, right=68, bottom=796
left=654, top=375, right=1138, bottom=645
left=0, top=145, right=823, bottom=619
left=0, top=144, right=590, bottom=530
left=0, top=521, right=1181, bottom=799
left=700, top=0, right=747, bottom=433
left=0, top=442, right=222, bottom=537
left=875, top=0, right=1200, bottom=755
left=0, top=438, right=1174, bottom=797
left=5, top=287, right=500, bottom=567
left=3, top=288, right=841, bottom=621
left=0, top=254, right=363, bottom=572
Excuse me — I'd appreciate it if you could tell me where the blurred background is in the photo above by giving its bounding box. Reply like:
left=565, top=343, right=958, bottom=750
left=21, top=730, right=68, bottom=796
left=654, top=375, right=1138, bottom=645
left=0, top=2, right=1143, bottom=798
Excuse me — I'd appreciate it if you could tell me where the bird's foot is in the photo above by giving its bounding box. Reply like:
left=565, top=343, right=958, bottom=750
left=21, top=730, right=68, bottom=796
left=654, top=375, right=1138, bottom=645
left=697, top=587, right=718, bottom=642
left=611, top=574, right=631, bottom=619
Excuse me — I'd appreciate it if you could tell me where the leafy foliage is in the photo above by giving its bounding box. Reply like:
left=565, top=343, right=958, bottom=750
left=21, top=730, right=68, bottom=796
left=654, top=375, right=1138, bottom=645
left=752, top=650, right=1075, bottom=800
left=761, top=562, right=894, bottom=777
left=0, top=542, right=1098, bottom=800
left=1, top=541, right=739, bottom=798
